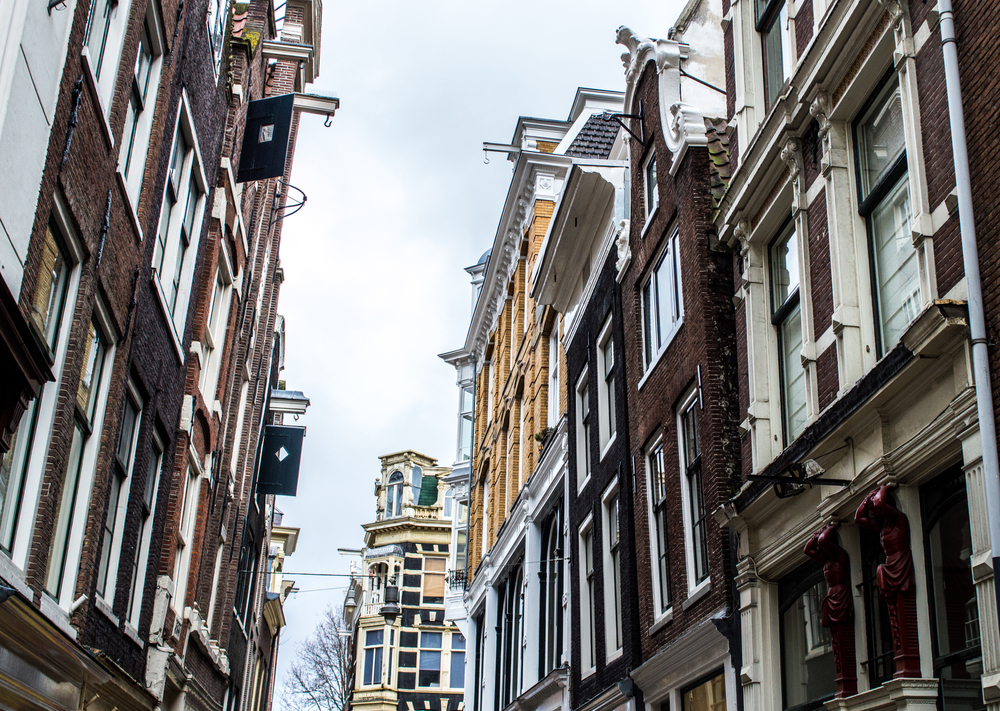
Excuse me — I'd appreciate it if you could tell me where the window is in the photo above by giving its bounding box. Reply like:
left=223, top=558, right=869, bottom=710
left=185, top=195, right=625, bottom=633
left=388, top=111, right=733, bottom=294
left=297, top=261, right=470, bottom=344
left=780, top=562, right=835, bottom=711
left=119, top=10, right=164, bottom=205
left=128, top=433, right=162, bottom=627
left=47, top=317, right=113, bottom=602
left=419, top=631, right=443, bottom=687
left=921, top=468, right=983, bottom=708
left=205, top=0, right=229, bottom=71
left=97, top=383, right=143, bottom=602
left=597, top=319, right=616, bottom=453
left=154, top=106, right=206, bottom=335
left=859, top=527, right=894, bottom=686
left=449, top=633, right=466, bottom=689
left=771, top=221, right=806, bottom=442
left=602, top=483, right=623, bottom=656
left=172, top=464, right=202, bottom=613
left=487, top=359, right=494, bottom=422
left=423, top=557, right=446, bottom=604
left=459, top=385, right=474, bottom=462
left=455, top=501, right=468, bottom=572
left=385, top=471, right=403, bottom=519
left=539, top=504, right=563, bottom=676
left=644, top=153, right=658, bottom=218
left=647, top=439, right=672, bottom=613
left=1, top=220, right=75, bottom=558
left=679, top=392, right=709, bottom=588
left=200, top=259, right=234, bottom=400
left=579, top=518, right=596, bottom=673
left=443, top=487, right=454, bottom=518
left=505, top=429, right=513, bottom=511
left=641, top=231, right=683, bottom=371
left=83, top=0, right=134, bottom=108
left=496, top=565, right=523, bottom=706
left=682, top=672, right=727, bottom=711
left=855, top=78, right=919, bottom=354
left=481, top=481, right=490, bottom=559
left=576, top=369, right=591, bottom=488
left=548, top=330, right=560, bottom=426
left=364, top=629, right=384, bottom=685
left=518, top=398, right=526, bottom=483
left=756, top=0, right=793, bottom=111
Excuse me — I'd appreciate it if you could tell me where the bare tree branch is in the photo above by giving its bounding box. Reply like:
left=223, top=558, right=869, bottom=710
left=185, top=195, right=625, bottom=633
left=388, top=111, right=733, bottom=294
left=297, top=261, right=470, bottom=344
left=282, top=606, right=353, bottom=711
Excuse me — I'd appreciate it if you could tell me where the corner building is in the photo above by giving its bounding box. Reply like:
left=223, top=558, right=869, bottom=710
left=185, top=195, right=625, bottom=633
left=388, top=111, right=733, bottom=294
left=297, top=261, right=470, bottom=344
left=714, top=0, right=998, bottom=709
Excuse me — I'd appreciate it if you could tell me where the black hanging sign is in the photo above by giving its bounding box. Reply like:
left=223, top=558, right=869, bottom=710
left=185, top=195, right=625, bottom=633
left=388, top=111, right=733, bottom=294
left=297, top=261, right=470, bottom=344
left=257, top=424, right=305, bottom=496
left=236, top=93, right=295, bottom=183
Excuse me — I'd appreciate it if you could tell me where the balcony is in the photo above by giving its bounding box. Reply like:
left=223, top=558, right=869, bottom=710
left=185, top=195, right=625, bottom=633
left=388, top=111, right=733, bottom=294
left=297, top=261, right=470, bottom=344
left=446, top=569, right=467, bottom=591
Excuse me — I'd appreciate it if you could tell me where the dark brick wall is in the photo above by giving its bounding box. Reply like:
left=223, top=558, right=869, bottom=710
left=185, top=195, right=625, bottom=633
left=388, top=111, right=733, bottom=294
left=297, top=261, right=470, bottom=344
left=816, top=345, right=838, bottom=411
left=619, top=60, right=740, bottom=668
left=807, top=191, right=832, bottom=339
left=566, top=248, right=639, bottom=708
left=796, top=0, right=814, bottom=58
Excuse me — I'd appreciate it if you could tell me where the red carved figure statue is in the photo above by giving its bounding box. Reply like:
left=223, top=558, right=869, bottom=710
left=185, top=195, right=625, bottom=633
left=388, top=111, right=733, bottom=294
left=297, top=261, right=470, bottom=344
left=854, top=485, right=920, bottom=678
left=804, top=523, right=857, bottom=697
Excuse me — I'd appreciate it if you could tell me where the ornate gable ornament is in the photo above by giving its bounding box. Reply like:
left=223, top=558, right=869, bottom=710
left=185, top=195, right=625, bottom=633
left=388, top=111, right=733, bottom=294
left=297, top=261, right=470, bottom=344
left=616, top=26, right=710, bottom=176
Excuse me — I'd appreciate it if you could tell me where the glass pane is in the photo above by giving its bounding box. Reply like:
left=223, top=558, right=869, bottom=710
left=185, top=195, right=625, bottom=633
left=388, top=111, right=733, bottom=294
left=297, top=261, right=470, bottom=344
left=450, top=650, right=465, bottom=688
left=683, top=673, right=727, bottom=711
left=763, top=14, right=785, bottom=110
left=683, top=404, right=700, bottom=463
left=782, top=578, right=835, bottom=708
left=116, top=396, right=139, bottom=468
left=143, top=443, right=160, bottom=508
left=31, top=224, right=70, bottom=349
left=169, top=133, right=187, bottom=194
left=421, top=632, right=442, bottom=649
left=0, top=399, right=39, bottom=551
left=655, top=250, right=675, bottom=348
left=452, top=633, right=466, bottom=650
left=646, top=157, right=658, bottom=215
left=770, top=223, right=798, bottom=312
left=781, top=303, right=806, bottom=440
left=47, top=425, right=85, bottom=596
left=136, top=24, right=153, bottom=100
left=858, top=82, right=905, bottom=199
left=872, top=177, right=918, bottom=350
left=642, top=281, right=654, bottom=365
left=77, top=322, right=107, bottom=422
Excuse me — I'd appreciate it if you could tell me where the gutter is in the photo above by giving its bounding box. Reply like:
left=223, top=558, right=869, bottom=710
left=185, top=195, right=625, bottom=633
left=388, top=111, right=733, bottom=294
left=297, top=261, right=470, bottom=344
left=939, top=0, right=1000, bottom=624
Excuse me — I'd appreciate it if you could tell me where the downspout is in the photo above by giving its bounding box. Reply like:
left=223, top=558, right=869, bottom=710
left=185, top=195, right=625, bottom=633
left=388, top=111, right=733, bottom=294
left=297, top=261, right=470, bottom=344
left=939, top=0, right=1000, bottom=624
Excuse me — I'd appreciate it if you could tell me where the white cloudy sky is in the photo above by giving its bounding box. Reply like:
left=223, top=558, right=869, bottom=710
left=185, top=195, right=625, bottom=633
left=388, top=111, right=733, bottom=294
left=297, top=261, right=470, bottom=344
left=273, top=0, right=687, bottom=703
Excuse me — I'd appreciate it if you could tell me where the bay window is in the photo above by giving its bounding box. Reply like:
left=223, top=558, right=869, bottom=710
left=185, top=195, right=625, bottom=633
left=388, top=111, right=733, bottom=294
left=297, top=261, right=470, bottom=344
left=855, top=77, right=919, bottom=355
left=770, top=221, right=806, bottom=442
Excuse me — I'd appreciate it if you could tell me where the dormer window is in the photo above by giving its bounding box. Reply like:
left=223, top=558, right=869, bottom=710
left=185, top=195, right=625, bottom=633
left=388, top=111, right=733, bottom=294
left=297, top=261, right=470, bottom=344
left=386, top=471, right=403, bottom=518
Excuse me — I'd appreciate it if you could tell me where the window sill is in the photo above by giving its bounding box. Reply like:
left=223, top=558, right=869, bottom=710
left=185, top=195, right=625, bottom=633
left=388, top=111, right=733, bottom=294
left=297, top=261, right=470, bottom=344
left=581, top=665, right=596, bottom=680
left=682, top=579, right=711, bottom=610
left=115, top=170, right=143, bottom=242
left=0, top=551, right=31, bottom=600
left=606, top=647, right=623, bottom=665
left=577, top=473, right=592, bottom=495
left=599, top=433, right=617, bottom=461
left=95, top=595, right=120, bottom=626
left=640, top=206, right=659, bottom=239
left=39, top=594, right=76, bottom=640
left=648, top=607, right=674, bottom=635
left=79, top=49, right=115, bottom=152
left=636, top=319, right=684, bottom=392
left=124, top=621, right=142, bottom=646
left=150, top=271, right=184, bottom=363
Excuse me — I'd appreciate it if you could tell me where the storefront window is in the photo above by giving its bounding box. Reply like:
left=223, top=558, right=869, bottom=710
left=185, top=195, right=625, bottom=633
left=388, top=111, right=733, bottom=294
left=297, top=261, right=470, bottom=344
left=682, top=672, right=727, bottom=711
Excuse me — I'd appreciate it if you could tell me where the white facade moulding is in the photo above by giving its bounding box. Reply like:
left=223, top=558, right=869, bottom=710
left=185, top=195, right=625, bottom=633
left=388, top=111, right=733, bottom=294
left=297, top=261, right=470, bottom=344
left=292, top=92, right=340, bottom=117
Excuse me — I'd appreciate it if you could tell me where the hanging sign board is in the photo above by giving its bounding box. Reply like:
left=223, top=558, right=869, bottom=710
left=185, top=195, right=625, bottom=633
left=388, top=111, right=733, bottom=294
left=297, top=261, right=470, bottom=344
left=236, top=93, right=295, bottom=182
left=257, top=424, right=305, bottom=496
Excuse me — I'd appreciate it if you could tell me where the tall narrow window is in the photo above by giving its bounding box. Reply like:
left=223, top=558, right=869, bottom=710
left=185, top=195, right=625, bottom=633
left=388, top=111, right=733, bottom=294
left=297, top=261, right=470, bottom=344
left=756, top=0, right=793, bottom=110
left=98, top=384, right=143, bottom=601
left=641, top=231, right=683, bottom=371
left=128, top=434, right=162, bottom=627
left=172, top=465, right=201, bottom=613
left=579, top=520, right=596, bottom=672
left=496, top=565, right=523, bottom=706
left=423, top=557, right=446, bottom=604
left=780, top=562, right=835, bottom=710
left=449, top=633, right=466, bottom=689
left=481, top=481, right=490, bottom=560
left=420, top=632, right=443, bottom=687
left=548, top=330, right=560, bottom=426
left=83, top=0, right=134, bottom=106
left=200, top=262, right=234, bottom=400
left=576, top=369, right=591, bottom=488
left=644, top=153, right=659, bottom=219
left=856, top=78, right=918, bottom=354
left=47, top=319, right=111, bottom=601
left=598, top=319, right=616, bottom=453
left=518, top=398, right=526, bottom=483
left=487, top=360, right=495, bottom=422
left=205, top=0, right=229, bottom=70
left=771, top=221, right=806, bottom=442
left=679, top=393, right=709, bottom=588
left=603, top=484, right=623, bottom=656
left=460, top=386, right=474, bottom=462
left=859, top=527, right=894, bottom=686
left=647, top=440, right=672, bottom=613
left=364, top=629, right=384, bottom=685
left=385, top=471, right=403, bottom=518
left=539, top=504, right=563, bottom=676
left=119, top=12, right=164, bottom=204
left=455, top=501, right=468, bottom=572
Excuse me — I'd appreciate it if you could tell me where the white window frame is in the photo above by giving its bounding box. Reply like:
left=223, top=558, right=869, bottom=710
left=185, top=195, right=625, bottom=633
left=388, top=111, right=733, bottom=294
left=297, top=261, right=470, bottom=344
left=97, top=379, right=143, bottom=604
left=638, top=230, right=683, bottom=383
left=82, top=0, right=134, bottom=111
left=199, top=247, right=235, bottom=401
left=172, top=454, right=203, bottom=614
left=677, top=389, right=710, bottom=598
left=769, top=220, right=806, bottom=444
left=127, top=430, right=162, bottom=630
left=459, top=384, right=474, bottom=462
left=601, top=479, right=623, bottom=660
left=0, top=200, right=82, bottom=574
left=645, top=436, right=673, bottom=623
left=205, top=0, right=229, bottom=74
left=46, top=301, right=117, bottom=610
left=596, top=318, right=616, bottom=458
left=578, top=514, right=596, bottom=676
left=118, top=2, right=165, bottom=208
left=153, top=95, right=207, bottom=340
left=575, top=367, right=591, bottom=492
left=547, top=329, right=560, bottom=427
left=362, top=627, right=385, bottom=686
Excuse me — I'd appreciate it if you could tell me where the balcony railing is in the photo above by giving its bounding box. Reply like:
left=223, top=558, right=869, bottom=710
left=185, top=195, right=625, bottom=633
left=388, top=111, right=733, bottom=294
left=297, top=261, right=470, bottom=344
left=446, top=569, right=467, bottom=591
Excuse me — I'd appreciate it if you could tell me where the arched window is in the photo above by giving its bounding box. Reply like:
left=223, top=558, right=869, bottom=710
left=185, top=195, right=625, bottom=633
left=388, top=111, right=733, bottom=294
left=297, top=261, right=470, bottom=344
left=386, top=471, right=403, bottom=518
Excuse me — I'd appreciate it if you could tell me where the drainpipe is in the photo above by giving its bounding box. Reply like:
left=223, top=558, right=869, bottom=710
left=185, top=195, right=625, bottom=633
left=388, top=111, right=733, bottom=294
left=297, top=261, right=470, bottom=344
left=939, top=0, right=1000, bottom=624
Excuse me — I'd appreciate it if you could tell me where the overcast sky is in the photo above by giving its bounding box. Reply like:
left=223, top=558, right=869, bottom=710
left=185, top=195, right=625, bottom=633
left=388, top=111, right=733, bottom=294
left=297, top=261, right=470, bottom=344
left=272, top=0, right=688, bottom=703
